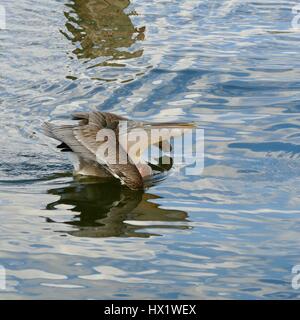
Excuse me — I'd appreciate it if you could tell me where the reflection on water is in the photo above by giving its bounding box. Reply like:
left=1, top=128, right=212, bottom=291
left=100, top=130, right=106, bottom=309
left=45, top=180, right=189, bottom=238
left=61, top=0, right=145, bottom=67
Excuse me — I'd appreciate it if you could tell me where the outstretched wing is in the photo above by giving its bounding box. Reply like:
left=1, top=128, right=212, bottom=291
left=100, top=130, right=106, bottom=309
left=43, top=112, right=144, bottom=190
left=42, top=122, right=96, bottom=162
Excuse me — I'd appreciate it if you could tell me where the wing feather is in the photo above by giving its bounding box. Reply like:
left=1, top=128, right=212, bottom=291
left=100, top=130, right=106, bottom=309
left=73, top=112, right=143, bottom=190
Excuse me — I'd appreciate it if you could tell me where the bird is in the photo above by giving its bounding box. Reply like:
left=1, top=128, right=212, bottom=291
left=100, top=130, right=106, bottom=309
left=42, top=111, right=194, bottom=190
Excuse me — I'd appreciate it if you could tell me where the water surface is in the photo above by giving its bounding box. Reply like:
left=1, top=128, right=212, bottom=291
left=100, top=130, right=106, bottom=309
left=1, top=0, right=300, bottom=299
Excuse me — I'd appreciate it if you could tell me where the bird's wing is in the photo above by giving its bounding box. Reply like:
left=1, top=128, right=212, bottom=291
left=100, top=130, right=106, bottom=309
left=42, top=122, right=96, bottom=162
left=72, top=112, right=144, bottom=190
left=119, top=120, right=196, bottom=162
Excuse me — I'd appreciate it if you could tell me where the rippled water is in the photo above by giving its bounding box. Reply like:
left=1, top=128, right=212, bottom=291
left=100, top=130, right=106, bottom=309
left=1, top=0, right=300, bottom=299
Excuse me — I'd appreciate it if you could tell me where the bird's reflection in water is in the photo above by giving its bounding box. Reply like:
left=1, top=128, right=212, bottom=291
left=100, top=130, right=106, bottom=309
left=46, top=179, right=189, bottom=238
left=62, top=0, right=145, bottom=67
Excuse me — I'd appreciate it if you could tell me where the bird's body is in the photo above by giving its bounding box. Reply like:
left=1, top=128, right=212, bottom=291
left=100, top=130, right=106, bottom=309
left=43, top=111, right=194, bottom=190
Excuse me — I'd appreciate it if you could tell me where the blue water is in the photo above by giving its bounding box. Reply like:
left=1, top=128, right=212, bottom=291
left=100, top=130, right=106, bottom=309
left=1, top=0, right=300, bottom=299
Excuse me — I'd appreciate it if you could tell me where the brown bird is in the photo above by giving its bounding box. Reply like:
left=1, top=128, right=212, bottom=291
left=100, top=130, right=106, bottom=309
left=43, top=111, right=194, bottom=190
